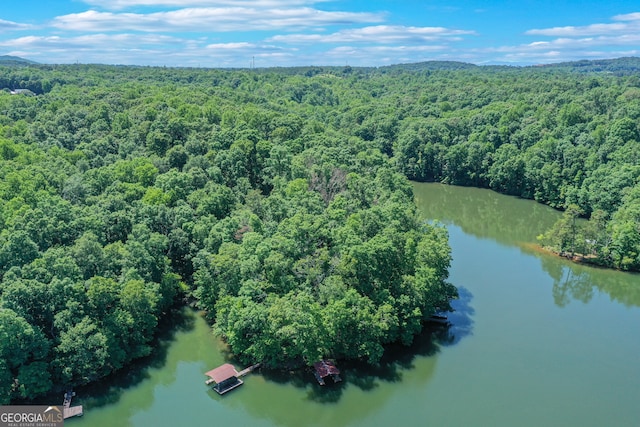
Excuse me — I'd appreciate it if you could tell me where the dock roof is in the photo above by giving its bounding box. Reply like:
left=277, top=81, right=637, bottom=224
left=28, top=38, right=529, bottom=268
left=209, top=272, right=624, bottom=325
left=313, top=360, right=340, bottom=378
left=205, top=363, right=239, bottom=383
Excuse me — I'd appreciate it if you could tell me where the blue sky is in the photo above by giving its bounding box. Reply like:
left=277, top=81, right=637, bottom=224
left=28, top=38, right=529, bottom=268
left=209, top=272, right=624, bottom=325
left=0, top=0, right=639, bottom=67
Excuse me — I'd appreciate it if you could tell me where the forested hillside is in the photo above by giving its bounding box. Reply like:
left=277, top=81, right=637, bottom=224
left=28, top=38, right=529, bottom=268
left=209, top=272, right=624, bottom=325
left=0, top=58, right=639, bottom=403
left=0, top=63, right=457, bottom=403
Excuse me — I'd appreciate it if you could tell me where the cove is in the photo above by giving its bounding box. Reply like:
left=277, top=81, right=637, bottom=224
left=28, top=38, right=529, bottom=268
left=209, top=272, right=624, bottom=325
left=69, top=183, right=640, bottom=427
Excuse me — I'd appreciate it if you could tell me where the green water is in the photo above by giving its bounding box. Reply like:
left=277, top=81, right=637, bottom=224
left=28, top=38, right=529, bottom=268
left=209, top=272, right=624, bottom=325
left=71, top=183, right=640, bottom=427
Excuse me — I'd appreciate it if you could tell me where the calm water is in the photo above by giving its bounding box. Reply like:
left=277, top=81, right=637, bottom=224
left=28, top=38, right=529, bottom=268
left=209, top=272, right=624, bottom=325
left=71, top=183, right=640, bottom=427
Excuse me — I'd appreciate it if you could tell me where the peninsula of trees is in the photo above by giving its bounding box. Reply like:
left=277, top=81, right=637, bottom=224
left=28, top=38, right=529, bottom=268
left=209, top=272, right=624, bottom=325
left=1, top=57, right=639, bottom=403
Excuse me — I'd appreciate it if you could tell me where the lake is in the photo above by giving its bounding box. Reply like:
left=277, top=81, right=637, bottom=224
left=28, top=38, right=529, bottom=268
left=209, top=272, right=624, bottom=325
left=70, top=183, right=640, bottom=427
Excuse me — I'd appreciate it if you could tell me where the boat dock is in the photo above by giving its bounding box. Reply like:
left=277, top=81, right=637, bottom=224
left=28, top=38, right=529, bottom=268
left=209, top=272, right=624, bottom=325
left=427, top=313, right=450, bottom=325
left=63, top=390, right=83, bottom=419
left=313, top=360, right=341, bottom=385
left=204, top=363, right=261, bottom=395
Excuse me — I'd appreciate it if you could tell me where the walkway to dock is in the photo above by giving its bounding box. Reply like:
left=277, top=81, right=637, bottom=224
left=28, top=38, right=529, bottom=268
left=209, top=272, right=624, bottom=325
left=236, top=363, right=261, bottom=377
left=63, top=390, right=84, bottom=419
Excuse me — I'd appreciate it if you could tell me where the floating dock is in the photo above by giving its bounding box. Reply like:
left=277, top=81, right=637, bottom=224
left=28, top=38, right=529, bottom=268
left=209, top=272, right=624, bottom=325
left=63, top=390, right=83, bottom=419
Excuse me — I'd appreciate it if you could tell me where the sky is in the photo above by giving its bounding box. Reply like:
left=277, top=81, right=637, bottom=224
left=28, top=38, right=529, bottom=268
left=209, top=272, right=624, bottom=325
left=0, top=0, right=639, bottom=68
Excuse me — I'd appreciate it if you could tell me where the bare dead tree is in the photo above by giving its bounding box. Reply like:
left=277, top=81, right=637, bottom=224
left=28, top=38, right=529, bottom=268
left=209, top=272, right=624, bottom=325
left=310, top=168, right=347, bottom=205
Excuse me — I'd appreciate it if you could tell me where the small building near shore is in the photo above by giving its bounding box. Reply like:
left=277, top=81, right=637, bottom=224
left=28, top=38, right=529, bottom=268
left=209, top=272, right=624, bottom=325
left=205, top=363, right=244, bottom=395
left=313, top=360, right=342, bottom=385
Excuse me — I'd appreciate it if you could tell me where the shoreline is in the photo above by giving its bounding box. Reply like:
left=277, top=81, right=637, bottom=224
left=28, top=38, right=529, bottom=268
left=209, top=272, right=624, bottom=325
left=521, top=242, right=612, bottom=270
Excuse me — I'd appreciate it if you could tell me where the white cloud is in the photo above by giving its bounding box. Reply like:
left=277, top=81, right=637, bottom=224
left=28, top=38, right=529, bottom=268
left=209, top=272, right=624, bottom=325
left=496, top=12, right=640, bottom=64
left=486, top=34, right=640, bottom=55
left=326, top=45, right=448, bottom=55
left=0, top=18, right=32, bottom=32
left=0, top=33, right=198, bottom=64
left=4, top=4, right=640, bottom=67
left=206, top=41, right=255, bottom=49
left=268, top=25, right=474, bottom=44
left=319, top=44, right=455, bottom=66
left=613, top=12, right=640, bottom=21
left=548, top=34, right=640, bottom=48
left=51, top=7, right=385, bottom=32
left=481, top=34, right=640, bottom=64
left=4, top=51, right=37, bottom=58
left=0, top=33, right=187, bottom=50
left=0, top=28, right=455, bottom=67
left=204, top=41, right=296, bottom=58
left=526, top=23, right=629, bottom=37
left=81, top=0, right=328, bottom=10
left=526, top=12, right=640, bottom=36
left=0, top=33, right=298, bottom=67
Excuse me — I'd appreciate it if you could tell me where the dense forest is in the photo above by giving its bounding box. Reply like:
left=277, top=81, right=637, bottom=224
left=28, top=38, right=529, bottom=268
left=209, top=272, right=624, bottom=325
left=1, top=57, right=639, bottom=403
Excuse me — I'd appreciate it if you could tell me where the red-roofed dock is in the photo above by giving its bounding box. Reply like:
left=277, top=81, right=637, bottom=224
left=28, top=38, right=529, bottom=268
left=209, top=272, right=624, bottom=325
left=313, top=360, right=342, bottom=385
left=204, top=363, right=261, bottom=395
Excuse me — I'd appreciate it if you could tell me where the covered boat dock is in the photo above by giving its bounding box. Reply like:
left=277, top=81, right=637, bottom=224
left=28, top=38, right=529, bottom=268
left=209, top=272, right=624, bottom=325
left=313, top=360, right=342, bottom=385
left=204, top=363, right=260, bottom=395
left=205, top=364, right=244, bottom=395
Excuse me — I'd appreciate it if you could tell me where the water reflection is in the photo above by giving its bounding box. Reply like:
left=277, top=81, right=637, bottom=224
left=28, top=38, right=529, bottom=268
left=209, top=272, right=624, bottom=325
left=413, top=183, right=559, bottom=245
left=415, top=183, right=640, bottom=308
left=537, top=253, right=640, bottom=308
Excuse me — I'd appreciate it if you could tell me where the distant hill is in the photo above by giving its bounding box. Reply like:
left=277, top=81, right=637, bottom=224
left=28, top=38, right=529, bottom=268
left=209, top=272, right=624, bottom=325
left=376, top=57, right=640, bottom=75
left=0, top=54, right=638, bottom=75
left=0, top=55, right=39, bottom=66
left=531, top=57, right=640, bottom=75
left=381, top=61, right=478, bottom=72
